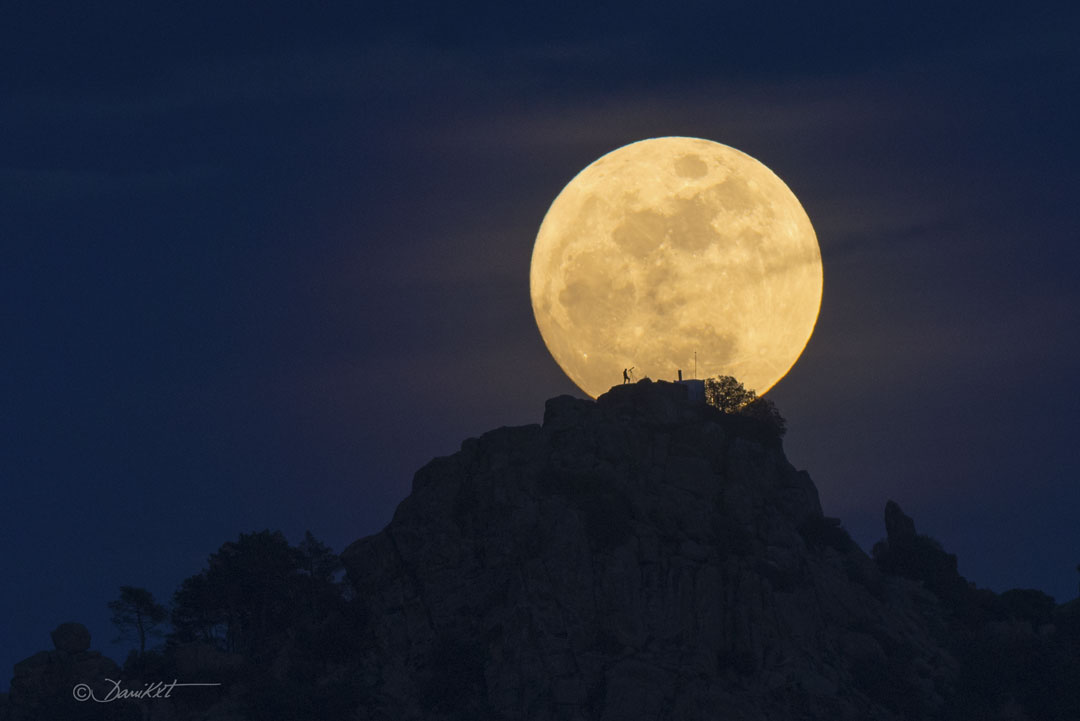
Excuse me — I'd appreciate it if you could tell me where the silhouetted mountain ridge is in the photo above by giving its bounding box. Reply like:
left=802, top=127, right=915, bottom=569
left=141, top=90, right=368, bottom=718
left=4, top=380, right=1078, bottom=720
left=337, top=380, right=1080, bottom=720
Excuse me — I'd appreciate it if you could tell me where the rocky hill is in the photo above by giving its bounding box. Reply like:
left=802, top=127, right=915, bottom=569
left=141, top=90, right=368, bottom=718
left=6, top=379, right=1077, bottom=720
left=340, top=381, right=958, bottom=720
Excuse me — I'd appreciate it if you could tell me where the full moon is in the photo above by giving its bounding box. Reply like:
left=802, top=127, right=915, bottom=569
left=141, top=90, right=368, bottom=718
left=530, top=137, right=822, bottom=399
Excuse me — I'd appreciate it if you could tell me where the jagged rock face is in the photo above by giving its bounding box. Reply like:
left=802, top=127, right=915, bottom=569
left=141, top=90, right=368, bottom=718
left=342, top=381, right=954, bottom=721
left=885, top=501, right=918, bottom=544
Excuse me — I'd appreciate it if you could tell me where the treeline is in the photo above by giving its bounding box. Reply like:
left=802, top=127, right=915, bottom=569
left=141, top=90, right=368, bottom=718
left=111, top=530, right=365, bottom=719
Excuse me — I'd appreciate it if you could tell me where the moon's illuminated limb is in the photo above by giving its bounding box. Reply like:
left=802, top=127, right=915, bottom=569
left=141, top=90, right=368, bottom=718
left=530, top=137, right=822, bottom=399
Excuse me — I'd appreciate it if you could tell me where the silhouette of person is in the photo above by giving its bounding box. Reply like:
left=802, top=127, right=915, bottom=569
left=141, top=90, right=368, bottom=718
left=623, top=368, right=630, bottom=384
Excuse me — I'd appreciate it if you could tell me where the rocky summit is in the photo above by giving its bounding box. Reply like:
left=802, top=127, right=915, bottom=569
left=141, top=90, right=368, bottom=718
left=341, top=380, right=955, bottom=721
left=6, top=379, right=1076, bottom=720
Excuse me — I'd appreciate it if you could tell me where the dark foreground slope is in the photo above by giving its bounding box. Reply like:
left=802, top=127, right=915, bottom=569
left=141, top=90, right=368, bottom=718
left=6, top=381, right=1076, bottom=720
left=341, top=381, right=957, bottom=721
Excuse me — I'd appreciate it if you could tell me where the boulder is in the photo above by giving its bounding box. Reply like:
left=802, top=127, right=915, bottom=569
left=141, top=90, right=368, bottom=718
left=49, top=622, right=90, bottom=654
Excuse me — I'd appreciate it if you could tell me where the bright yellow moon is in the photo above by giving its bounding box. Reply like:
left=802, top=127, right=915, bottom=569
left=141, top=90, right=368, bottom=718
left=530, top=137, right=822, bottom=399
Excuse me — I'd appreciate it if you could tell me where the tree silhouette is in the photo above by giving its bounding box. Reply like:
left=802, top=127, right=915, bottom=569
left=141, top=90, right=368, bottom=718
left=171, top=530, right=300, bottom=656
left=171, top=529, right=345, bottom=660
left=704, top=375, right=757, bottom=412
left=704, top=375, right=787, bottom=437
left=296, top=530, right=344, bottom=617
left=297, top=530, right=341, bottom=582
left=108, top=585, right=167, bottom=660
left=171, top=569, right=228, bottom=645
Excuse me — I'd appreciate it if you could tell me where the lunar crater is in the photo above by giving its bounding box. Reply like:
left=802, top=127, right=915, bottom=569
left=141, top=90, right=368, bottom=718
left=674, top=154, right=708, bottom=178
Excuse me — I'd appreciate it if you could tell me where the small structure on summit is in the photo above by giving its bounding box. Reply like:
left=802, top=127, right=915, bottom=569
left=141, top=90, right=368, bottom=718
left=675, top=369, right=705, bottom=403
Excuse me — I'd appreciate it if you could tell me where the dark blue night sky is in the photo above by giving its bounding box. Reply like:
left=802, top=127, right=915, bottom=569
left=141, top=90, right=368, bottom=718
left=4, top=2, right=1079, bottom=682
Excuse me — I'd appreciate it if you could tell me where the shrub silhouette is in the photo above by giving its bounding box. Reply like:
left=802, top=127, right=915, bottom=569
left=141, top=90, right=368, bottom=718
left=1000, top=588, right=1056, bottom=627
left=739, top=396, right=787, bottom=437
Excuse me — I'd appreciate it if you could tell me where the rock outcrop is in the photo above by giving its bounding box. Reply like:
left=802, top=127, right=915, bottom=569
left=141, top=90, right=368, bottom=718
left=5, top=623, right=123, bottom=721
left=341, top=381, right=955, bottom=720
left=884, top=500, right=917, bottom=545
left=7, top=381, right=1078, bottom=720
left=49, top=622, right=92, bottom=655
